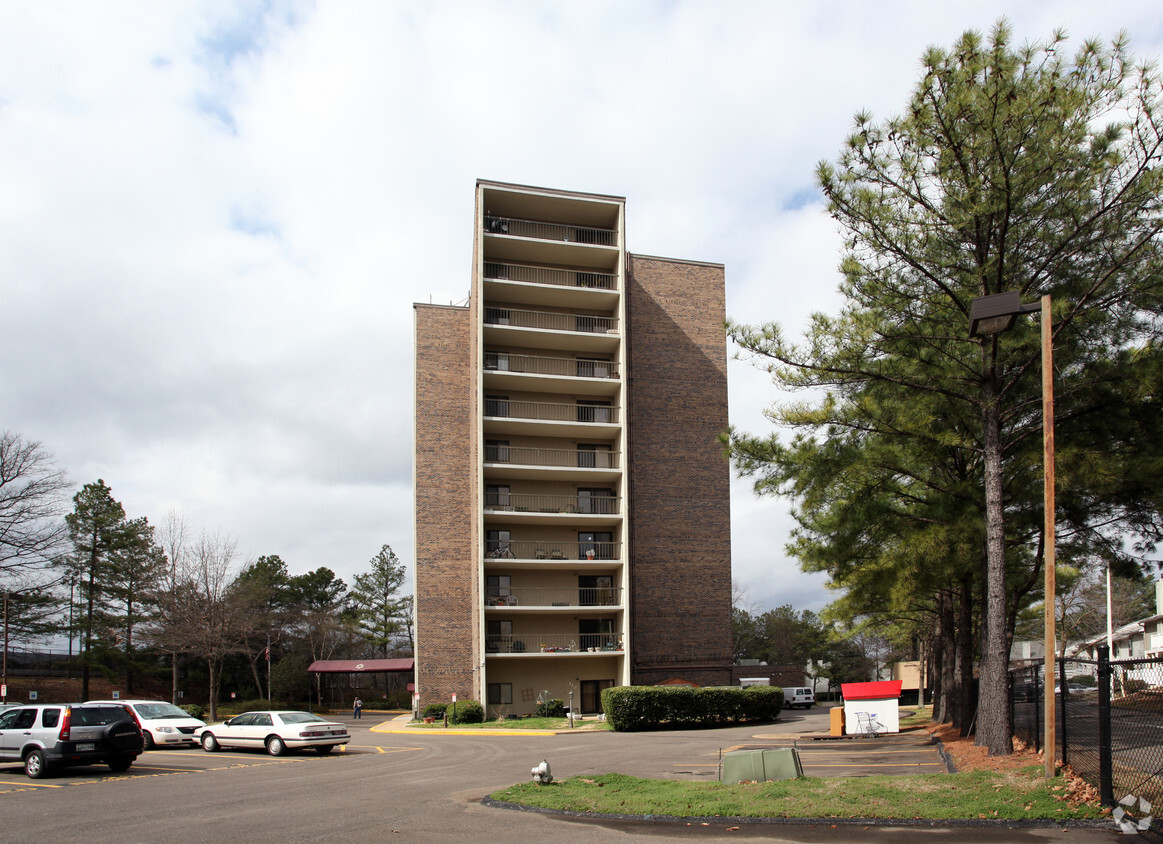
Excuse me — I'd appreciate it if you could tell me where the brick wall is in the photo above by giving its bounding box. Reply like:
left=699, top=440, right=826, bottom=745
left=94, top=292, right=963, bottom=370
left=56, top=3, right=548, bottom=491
left=414, top=304, right=479, bottom=707
left=626, top=254, right=734, bottom=687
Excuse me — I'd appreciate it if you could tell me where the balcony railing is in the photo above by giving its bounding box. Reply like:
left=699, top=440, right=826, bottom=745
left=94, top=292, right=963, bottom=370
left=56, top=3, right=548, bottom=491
left=484, top=307, right=618, bottom=335
left=485, top=633, right=624, bottom=654
left=484, top=541, right=621, bottom=561
left=483, top=262, right=617, bottom=291
left=485, top=587, right=622, bottom=607
left=485, top=216, right=618, bottom=247
left=484, top=399, right=620, bottom=424
left=484, top=446, right=620, bottom=470
left=484, top=352, right=619, bottom=380
left=484, top=493, right=620, bottom=515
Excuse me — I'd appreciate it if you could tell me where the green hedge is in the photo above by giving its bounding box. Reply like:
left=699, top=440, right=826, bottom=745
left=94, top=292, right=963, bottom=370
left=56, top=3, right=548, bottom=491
left=449, top=700, right=484, bottom=724
left=600, top=685, right=783, bottom=731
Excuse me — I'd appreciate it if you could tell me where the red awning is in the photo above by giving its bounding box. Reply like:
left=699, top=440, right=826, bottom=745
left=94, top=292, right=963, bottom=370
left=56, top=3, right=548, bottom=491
left=841, top=680, right=902, bottom=701
left=307, top=658, right=415, bottom=674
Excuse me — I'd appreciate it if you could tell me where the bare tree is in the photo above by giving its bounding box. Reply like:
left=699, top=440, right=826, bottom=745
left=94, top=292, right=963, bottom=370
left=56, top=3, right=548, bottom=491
left=0, top=431, right=71, bottom=585
left=153, top=530, right=247, bottom=720
left=155, top=510, right=190, bottom=704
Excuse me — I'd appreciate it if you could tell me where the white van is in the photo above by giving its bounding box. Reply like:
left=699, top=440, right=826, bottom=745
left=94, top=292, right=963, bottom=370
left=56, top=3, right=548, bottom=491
left=91, top=699, right=205, bottom=749
left=783, top=687, right=815, bottom=709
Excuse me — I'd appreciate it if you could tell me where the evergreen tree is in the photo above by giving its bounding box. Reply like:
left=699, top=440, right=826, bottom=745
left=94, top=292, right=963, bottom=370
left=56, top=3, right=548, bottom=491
left=729, top=23, right=1163, bottom=754
left=349, top=545, right=409, bottom=657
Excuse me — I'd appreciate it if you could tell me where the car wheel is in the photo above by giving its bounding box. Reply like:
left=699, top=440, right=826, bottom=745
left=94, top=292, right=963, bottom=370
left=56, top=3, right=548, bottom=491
left=315, top=745, right=334, bottom=755
left=201, top=733, right=219, bottom=752
left=24, top=750, right=50, bottom=779
left=107, top=756, right=133, bottom=773
left=141, top=730, right=155, bottom=751
left=266, top=736, right=286, bottom=756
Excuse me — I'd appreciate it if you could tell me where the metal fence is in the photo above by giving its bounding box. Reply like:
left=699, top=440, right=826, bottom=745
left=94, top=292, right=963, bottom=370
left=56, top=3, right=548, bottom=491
left=1010, top=644, right=1163, bottom=814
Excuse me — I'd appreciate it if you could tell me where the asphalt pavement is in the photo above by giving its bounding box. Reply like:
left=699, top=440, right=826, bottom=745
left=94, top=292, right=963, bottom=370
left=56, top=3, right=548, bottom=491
left=0, top=705, right=1137, bottom=842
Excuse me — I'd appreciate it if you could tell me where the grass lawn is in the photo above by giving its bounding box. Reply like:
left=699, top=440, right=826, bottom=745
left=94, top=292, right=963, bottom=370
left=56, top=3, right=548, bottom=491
left=411, top=716, right=613, bottom=731
left=490, top=769, right=1106, bottom=821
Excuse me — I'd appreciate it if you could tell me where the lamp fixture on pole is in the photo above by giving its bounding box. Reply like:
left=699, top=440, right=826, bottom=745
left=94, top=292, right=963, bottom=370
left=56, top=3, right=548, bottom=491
left=969, top=291, right=1056, bottom=779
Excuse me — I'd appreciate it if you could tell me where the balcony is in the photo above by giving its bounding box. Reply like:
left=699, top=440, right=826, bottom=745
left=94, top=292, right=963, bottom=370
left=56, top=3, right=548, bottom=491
left=485, top=587, right=622, bottom=608
left=483, top=307, right=619, bottom=354
left=481, top=261, right=619, bottom=309
left=483, top=352, right=620, bottom=395
left=485, top=492, right=619, bottom=515
left=484, top=540, right=621, bottom=563
left=483, top=446, right=620, bottom=481
left=485, top=215, right=618, bottom=247
left=483, top=399, right=620, bottom=438
left=485, top=633, right=624, bottom=655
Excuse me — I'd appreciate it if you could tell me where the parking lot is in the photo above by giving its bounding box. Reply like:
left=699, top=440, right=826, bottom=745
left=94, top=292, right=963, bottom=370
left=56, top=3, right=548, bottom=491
left=0, top=738, right=423, bottom=792
left=0, top=710, right=1126, bottom=843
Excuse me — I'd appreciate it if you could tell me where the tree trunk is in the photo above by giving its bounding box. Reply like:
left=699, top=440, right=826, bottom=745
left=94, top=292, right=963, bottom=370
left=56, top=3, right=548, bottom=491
left=977, top=384, right=1013, bottom=754
left=208, top=656, right=219, bottom=722
left=955, top=577, right=976, bottom=735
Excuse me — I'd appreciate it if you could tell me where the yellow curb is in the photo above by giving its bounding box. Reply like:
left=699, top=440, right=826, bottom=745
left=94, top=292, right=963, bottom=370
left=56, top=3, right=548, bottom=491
left=371, top=727, right=560, bottom=736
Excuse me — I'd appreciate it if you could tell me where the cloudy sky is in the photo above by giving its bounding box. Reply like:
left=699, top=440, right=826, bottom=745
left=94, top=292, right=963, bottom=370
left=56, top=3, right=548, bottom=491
left=4, top=1, right=1162, bottom=616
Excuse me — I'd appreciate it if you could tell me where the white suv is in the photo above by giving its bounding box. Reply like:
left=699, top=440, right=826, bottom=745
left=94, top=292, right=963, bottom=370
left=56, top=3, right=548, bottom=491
left=91, top=700, right=205, bottom=750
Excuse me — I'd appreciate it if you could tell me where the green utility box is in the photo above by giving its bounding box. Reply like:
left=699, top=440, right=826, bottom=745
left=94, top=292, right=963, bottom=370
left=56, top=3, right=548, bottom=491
left=720, top=747, right=804, bottom=784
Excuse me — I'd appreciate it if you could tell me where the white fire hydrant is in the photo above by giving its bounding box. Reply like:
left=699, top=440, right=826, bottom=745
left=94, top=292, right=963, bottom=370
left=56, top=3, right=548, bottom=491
left=531, top=760, right=553, bottom=784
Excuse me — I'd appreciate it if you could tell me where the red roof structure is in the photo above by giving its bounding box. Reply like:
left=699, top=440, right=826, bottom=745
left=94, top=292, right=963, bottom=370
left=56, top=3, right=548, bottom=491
left=841, top=680, right=902, bottom=701
left=308, top=658, right=414, bottom=674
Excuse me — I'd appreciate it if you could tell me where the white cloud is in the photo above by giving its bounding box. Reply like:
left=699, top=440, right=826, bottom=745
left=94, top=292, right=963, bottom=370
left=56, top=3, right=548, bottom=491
left=2, top=0, right=1161, bottom=611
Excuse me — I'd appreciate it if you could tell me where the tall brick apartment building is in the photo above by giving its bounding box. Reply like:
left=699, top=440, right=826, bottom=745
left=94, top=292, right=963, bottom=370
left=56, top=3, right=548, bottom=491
left=413, top=180, right=733, bottom=716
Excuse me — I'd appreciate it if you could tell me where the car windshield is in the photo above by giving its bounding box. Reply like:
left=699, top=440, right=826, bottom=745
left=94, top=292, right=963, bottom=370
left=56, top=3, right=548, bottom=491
left=135, top=703, right=191, bottom=720
left=278, top=712, right=327, bottom=724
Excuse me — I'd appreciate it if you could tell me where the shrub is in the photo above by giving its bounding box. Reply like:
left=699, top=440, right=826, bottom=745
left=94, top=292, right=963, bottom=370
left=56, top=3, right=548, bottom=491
left=449, top=700, right=484, bottom=724
left=535, top=698, right=566, bottom=717
left=601, top=685, right=783, bottom=731
left=180, top=704, right=205, bottom=720
left=422, top=703, right=447, bottom=719
left=1122, top=678, right=1149, bottom=694
left=1068, top=675, right=1096, bottom=688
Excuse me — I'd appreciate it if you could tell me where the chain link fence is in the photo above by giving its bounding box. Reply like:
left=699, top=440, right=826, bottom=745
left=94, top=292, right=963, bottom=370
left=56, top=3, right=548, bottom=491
left=1011, top=646, right=1163, bottom=818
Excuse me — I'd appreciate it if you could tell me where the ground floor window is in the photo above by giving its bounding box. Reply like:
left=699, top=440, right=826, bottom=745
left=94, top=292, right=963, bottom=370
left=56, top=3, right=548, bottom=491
left=581, top=679, right=614, bottom=714
left=488, top=683, right=513, bottom=705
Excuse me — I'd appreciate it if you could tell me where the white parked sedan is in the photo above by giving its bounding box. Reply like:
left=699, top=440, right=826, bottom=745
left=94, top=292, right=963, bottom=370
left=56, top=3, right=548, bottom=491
left=195, top=711, right=349, bottom=756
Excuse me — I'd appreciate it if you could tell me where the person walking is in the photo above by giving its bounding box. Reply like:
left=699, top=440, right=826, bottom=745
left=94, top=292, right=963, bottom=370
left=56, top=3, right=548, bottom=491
left=353, top=698, right=363, bottom=719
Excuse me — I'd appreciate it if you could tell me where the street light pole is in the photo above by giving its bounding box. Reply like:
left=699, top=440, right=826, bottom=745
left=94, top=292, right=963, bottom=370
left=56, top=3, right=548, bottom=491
left=969, top=292, right=1056, bottom=778
left=1039, top=295, right=1057, bottom=781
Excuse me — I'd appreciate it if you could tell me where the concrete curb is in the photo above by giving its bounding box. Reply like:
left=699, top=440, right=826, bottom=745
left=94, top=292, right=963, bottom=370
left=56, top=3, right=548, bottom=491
left=480, top=795, right=1114, bottom=830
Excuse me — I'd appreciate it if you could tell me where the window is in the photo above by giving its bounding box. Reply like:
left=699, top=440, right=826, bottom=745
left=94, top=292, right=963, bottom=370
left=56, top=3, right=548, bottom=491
left=576, top=444, right=611, bottom=468
left=485, top=351, right=511, bottom=371
left=580, top=680, right=614, bottom=714
left=485, top=395, right=510, bottom=417
left=578, top=531, right=613, bottom=559
left=484, top=307, right=511, bottom=326
left=485, top=485, right=511, bottom=508
left=487, top=575, right=512, bottom=599
left=485, top=440, right=510, bottom=462
left=488, top=683, right=513, bottom=705
left=579, top=575, right=613, bottom=606
left=576, top=400, right=611, bottom=423
left=576, top=357, right=612, bottom=378
left=486, top=530, right=512, bottom=557
left=487, top=620, right=513, bottom=637
left=579, top=618, right=615, bottom=651
left=252, top=714, right=272, bottom=727
left=578, top=488, right=615, bottom=514
left=41, top=708, right=60, bottom=728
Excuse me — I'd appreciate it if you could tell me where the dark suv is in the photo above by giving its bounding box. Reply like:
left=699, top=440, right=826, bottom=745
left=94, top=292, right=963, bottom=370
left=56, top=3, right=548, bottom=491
left=0, top=702, right=144, bottom=778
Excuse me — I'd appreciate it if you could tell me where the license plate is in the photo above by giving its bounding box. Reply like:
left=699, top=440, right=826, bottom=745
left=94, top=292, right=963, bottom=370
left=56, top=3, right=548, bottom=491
left=76, top=743, right=95, bottom=751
